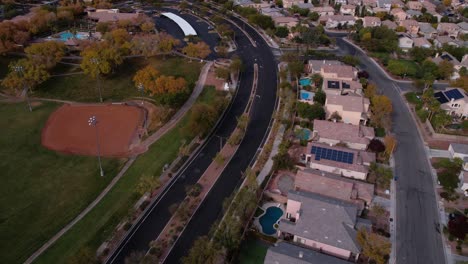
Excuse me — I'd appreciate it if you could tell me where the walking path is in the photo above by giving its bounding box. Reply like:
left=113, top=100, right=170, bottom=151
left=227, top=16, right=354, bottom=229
left=24, top=61, right=213, bottom=264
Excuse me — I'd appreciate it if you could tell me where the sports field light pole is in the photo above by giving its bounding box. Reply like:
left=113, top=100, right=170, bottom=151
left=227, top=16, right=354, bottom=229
left=88, top=115, right=104, bottom=177
left=137, top=83, right=144, bottom=105
left=90, top=58, right=103, bottom=102
left=14, top=65, right=32, bottom=112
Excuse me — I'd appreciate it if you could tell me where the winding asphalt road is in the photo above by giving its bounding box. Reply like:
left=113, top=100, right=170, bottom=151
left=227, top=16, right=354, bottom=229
left=329, top=33, right=446, bottom=264
left=106, top=6, right=277, bottom=264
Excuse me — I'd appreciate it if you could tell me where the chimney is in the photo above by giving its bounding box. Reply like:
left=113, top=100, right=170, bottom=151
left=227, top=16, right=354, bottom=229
left=299, top=251, right=303, bottom=258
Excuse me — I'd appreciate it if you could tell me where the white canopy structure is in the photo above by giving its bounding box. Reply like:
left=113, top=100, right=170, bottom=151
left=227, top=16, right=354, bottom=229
left=161, top=12, right=197, bottom=36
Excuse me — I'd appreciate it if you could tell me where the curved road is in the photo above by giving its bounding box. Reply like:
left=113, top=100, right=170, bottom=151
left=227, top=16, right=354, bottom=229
left=330, top=33, right=446, bottom=264
left=106, top=5, right=277, bottom=264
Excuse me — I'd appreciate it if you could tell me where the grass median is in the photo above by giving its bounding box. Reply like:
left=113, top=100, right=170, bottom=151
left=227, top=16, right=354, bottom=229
left=0, top=101, right=123, bottom=264
left=34, top=86, right=225, bottom=263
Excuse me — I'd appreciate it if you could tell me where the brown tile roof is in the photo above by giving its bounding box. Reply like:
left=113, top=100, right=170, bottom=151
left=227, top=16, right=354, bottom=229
left=313, top=120, right=374, bottom=145
left=322, top=64, right=356, bottom=79
left=326, top=94, right=370, bottom=113
left=413, top=37, right=431, bottom=47
left=87, top=12, right=140, bottom=23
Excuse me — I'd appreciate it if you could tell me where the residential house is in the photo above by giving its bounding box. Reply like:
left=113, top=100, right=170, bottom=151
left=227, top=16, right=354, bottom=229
left=437, top=23, right=460, bottom=38
left=325, top=94, right=370, bottom=125
left=457, top=22, right=468, bottom=36
left=390, top=8, right=407, bottom=23
left=434, top=35, right=462, bottom=48
left=336, top=0, right=349, bottom=5
left=279, top=191, right=365, bottom=261
left=372, top=7, right=389, bottom=13
left=294, top=169, right=375, bottom=211
left=419, top=22, right=437, bottom=39
left=377, top=0, right=392, bottom=10
left=321, top=64, right=357, bottom=81
left=340, top=4, right=357, bottom=16
left=391, top=0, right=405, bottom=8
left=322, top=79, right=363, bottom=95
left=308, top=60, right=343, bottom=74
left=406, top=9, right=423, bottom=17
left=422, top=1, right=437, bottom=14
left=87, top=10, right=140, bottom=23
left=311, top=6, right=335, bottom=16
left=434, top=88, right=468, bottom=118
left=305, top=142, right=376, bottom=180
left=407, top=1, right=423, bottom=10
left=398, top=35, right=414, bottom=51
left=260, top=7, right=284, bottom=18
left=413, top=37, right=432, bottom=48
left=273, top=16, right=299, bottom=29
left=296, top=3, right=314, bottom=9
left=382, top=20, right=397, bottom=30
left=432, top=53, right=463, bottom=79
left=362, top=0, right=378, bottom=8
left=264, top=242, right=353, bottom=264
left=283, top=0, right=304, bottom=8
left=460, top=171, right=468, bottom=196
left=349, top=0, right=363, bottom=5
left=449, top=143, right=468, bottom=160
left=363, top=16, right=381, bottom=27
left=312, top=119, right=375, bottom=150
left=400, top=19, right=420, bottom=35
left=322, top=15, right=357, bottom=29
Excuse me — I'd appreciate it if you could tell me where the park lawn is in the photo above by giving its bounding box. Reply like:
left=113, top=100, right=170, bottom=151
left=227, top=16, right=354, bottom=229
left=0, top=101, right=123, bottom=264
left=387, top=59, right=421, bottom=78
left=236, top=236, right=269, bottom=264
left=33, top=56, right=202, bottom=102
left=34, top=86, right=221, bottom=264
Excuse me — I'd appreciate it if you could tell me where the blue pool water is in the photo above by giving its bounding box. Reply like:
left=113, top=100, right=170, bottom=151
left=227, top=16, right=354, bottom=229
left=299, top=78, right=311, bottom=86
left=297, top=128, right=311, bottom=140
left=300, top=90, right=315, bottom=101
left=59, top=32, right=88, bottom=41
left=259, top=206, right=283, bottom=235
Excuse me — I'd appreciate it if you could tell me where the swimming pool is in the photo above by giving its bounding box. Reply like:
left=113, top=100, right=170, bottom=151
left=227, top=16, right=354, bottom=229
left=59, top=32, right=88, bottom=41
left=299, top=78, right=311, bottom=86
left=300, top=90, right=314, bottom=101
left=259, top=206, right=283, bottom=235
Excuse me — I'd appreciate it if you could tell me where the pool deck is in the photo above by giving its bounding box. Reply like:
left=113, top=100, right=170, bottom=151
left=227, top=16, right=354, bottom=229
left=253, top=202, right=285, bottom=236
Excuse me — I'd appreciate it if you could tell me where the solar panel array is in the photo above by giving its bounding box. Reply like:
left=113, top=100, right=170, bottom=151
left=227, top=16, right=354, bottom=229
left=328, top=81, right=340, bottom=89
left=445, top=89, right=464, bottom=101
left=311, top=146, right=354, bottom=164
left=434, top=91, right=448, bottom=104
left=342, top=82, right=350, bottom=89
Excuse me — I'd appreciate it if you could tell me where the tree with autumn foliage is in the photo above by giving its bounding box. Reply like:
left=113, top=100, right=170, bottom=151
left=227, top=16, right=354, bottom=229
left=1, top=59, right=50, bottom=95
left=140, top=22, right=155, bottom=33
left=0, top=21, right=30, bottom=54
left=80, top=42, right=123, bottom=78
left=182, top=42, right=211, bottom=60
left=384, top=135, right=397, bottom=158
left=370, top=95, right=393, bottom=130
left=158, top=33, right=181, bottom=57
left=105, top=28, right=132, bottom=55
left=154, top=75, right=187, bottom=95
left=25, top=41, right=66, bottom=69
left=186, top=103, right=219, bottom=138
left=133, top=65, right=160, bottom=94
left=357, top=229, right=391, bottom=264
left=131, top=34, right=160, bottom=58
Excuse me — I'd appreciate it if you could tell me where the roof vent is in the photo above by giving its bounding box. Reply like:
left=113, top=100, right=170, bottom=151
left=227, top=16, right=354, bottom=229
left=299, top=251, right=303, bottom=258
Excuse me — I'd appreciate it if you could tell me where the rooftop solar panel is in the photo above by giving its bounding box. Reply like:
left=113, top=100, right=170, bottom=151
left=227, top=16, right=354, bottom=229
left=342, top=82, right=351, bottom=89
left=444, top=89, right=464, bottom=101
left=434, top=91, right=449, bottom=104
left=328, top=81, right=340, bottom=89
left=311, top=146, right=355, bottom=165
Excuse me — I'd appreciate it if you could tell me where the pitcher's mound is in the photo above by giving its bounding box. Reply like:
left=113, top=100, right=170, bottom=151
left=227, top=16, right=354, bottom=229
left=41, top=103, right=146, bottom=157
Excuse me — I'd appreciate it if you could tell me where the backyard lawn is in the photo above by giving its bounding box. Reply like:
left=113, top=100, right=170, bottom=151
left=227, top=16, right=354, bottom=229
left=387, top=59, right=421, bottom=78
left=34, top=86, right=226, bottom=263
left=33, top=56, right=203, bottom=102
left=236, top=236, right=269, bottom=264
left=0, top=102, right=123, bottom=264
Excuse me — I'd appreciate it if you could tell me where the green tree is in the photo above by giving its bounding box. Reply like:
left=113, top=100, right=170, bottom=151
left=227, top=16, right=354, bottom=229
left=215, top=66, right=230, bottom=80
left=357, top=229, right=391, bottom=264
left=182, top=236, right=219, bottom=264
left=158, top=32, right=181, bottom=54
left=25, top=41, right=65, bottom=69
left=342, top=55, right=360, bottom=66
left=431, top=111, right=452, bottom=131
left=275, top=26, right=289, bottom=38
left=288, top=60, right=304, bottom=83
left=438, top=60, right=454, bottom=80
left=297, top=102, right=325, bottom=120
left=2, top=58, right=50, bottom=95
left=230, top=56, right=243, bottom=73
left=313, top=89, right=326, bottom=105
left=409, top=47, right=434, bottom=63
left=308, top=11, right=319, bottom=21
left=186, top=103, right=218, bottom=137
left=135, top=175, right=160, bottom=196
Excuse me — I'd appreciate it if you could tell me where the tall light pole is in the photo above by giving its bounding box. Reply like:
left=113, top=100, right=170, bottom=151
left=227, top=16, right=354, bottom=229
left=90, top=58, right=103, bottom=102
left=14, top=65, right=32, bottom=112
left=88, top=115, right=104, bottom=177
left=137, top=83, right=144, bottom=105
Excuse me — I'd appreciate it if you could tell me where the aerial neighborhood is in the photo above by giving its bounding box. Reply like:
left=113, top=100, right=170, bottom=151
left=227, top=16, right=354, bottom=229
left=0, top=0, right=467, bottom=264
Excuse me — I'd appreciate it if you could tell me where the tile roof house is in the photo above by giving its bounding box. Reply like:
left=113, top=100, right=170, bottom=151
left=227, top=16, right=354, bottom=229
left=399, top=19, right=420, bottom=35
left=321, top=15, right=357, bottom=29
left=437, top=23, right=461, bottom=38
left=325, top=94, right=370, bottom=125
left=458, top=22, right=468, bottom=35
left=273, top=16, right=299, bottom=29
left=449, top=143, right=468, bottom=160
left=312, top=120, right=375, bottom=150
left=264, top=242, right=353, bottom=264
left=377, top=0, right=392, bottom=10
left=419, top=22, right=437, bottom=39
left=422, top=1, right=437, bottom=13
left=434, top=88, right=468, bottom=118
left=340, top=5, right=357, bottom=16
left=434, top=35, right=462, bottom=48
left=398, top=35, right=414, bottom=51
left=363, top=0, right=378, bottom=8
left=260, top=7, right=284, bottom=18
left=321, top=65, right=357, bottom=81
left=406, top=9, right=422, bottom=17
left=279, top=191, right=362, bottom=261
left=413, top=37, right=432, bottom=48
left=322, top=79, right=363, bottom=96
left=363, top=16, right=381, bottom=27
left=308, top=60, right=343, bottom=74
left=305, top=142, right=376, bottom=180
left=282, top=0, right=304, bottom=8
left=311, top=6, right=336, bottom=16
left=391, top=0, right=405, bottom=7
left=407, top=1, right=423, bottom=10
left=382, top=20, right=397, bottom=30
left=460, top=171, right=468, bottom=197
left=372, top=7, right=390, bottom=13
left=294, top=169, right=375, bottom=211
left=390, top=8, right=407, bottom=22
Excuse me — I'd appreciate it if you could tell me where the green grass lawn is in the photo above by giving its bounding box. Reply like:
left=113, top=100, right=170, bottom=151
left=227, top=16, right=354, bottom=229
left=0, top=102, right=123, bottom=264
left=387, top=59, right=421, bottom=78
left=33, top=56, right=203, bottom=102
left=236, top=236, right=269, bottom=264
left=34, top=86, right=223, bottom=264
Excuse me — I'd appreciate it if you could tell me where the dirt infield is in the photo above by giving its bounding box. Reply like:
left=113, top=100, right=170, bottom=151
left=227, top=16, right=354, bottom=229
left=41, top=103, right=146, bottom=157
